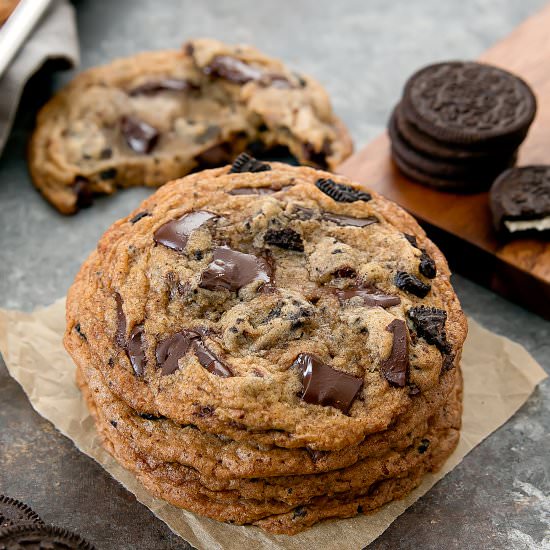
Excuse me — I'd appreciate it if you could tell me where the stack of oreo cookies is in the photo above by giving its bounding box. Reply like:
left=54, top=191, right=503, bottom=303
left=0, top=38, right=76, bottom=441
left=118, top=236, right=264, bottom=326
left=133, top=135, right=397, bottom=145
left=65, top=158, right=467, bottom=534
left=389, top=61, right=537, bottom=192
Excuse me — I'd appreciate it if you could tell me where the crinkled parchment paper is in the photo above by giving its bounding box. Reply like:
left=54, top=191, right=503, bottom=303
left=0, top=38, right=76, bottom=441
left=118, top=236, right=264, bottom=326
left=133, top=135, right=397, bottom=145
left=0, top=299, right=546, bottom=550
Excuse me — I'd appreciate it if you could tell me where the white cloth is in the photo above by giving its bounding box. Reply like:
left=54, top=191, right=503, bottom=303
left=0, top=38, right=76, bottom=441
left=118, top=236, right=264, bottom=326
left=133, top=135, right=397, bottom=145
left=0, top=0, right=79, bottom=153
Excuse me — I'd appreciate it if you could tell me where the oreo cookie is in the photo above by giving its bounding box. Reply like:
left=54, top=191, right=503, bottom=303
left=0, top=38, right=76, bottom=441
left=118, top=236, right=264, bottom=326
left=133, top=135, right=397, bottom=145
left=401, top=62, right=536, bottom=148
left=0, top=524, right=94, bottom=549
left=0, top=496, right=42, bottom=529
left=388, top=61, right=536, bottom=192
left=489, top=166, right=550, bottom=237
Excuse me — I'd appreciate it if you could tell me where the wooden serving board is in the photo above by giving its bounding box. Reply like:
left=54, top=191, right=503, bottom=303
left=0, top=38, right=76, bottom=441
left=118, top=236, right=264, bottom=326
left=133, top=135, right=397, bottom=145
left=338, top=4, right=550, bottom=320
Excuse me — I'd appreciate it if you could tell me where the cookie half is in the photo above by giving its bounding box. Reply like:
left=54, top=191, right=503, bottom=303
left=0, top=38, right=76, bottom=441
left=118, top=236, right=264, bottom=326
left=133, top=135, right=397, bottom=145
left=29, top=38, right=352, bottom=214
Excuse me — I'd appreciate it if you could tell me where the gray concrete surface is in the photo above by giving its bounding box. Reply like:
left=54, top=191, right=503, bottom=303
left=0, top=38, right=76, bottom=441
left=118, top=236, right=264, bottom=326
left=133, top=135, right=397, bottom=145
left=1, top=1, right=549, bottom=548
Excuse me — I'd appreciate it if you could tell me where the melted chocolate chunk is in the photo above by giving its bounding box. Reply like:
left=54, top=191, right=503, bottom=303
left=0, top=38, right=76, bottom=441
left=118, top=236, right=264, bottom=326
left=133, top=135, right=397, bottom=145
left=73, top=177, right=93, bottom=209
left=331, top=287, right=401, bottom=308
left=419, top=250, right=437, bottom=278
left=315, top=178, right=372, bottom=203
left=395, top=271, right=431, bottom=298
left=193, top=340, right=233, bottom=377
left=293, top=353, right=363, bottom=413
left=127, top=325, right=146, bottom=376
left=204, top=55, right=263, bottom=83
left=322, top=213, right=378, bottom=227
left=229, top=152, right=271, bottom=174
left=264, top=228, right=304, bottom=251
left=156, top=330, right=201, bottom=375
left=154, top=211, right=217, bottom=253
left=129, top=78, right=195, bottom=96
left=121, top=115, right=159, bottom=154
left=114, top=292, right=127, bottom=347
left=380, top=319, right=409, bottom=387
left=228, top=185, right=291, bottom=196
left=407, top=306, right=451, bottom=354
left=130, top=211, right=151, bottom=224
left=199, top=246, right=272, bottom=292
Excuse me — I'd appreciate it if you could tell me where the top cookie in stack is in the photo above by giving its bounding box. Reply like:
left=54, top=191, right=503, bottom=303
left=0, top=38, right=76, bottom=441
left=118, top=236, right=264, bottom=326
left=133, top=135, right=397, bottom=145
left=65, top=156, right=467, bottom=534
left=389, top=61, right=537, bottom=192
left=28, top=38, right=352, bottom=214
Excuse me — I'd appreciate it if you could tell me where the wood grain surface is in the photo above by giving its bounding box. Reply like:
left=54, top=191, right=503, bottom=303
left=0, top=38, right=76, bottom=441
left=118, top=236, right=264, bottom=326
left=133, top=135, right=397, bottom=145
left=338, top=3, right=550, bottom=319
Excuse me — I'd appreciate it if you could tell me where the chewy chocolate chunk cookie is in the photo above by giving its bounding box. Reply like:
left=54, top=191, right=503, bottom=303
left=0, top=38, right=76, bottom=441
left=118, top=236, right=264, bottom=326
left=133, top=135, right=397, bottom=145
left=490, top=165, right=550, bottom=237
left=29, top=38, right=352, bottom=214
left=66, top=159, right=467, bottom=451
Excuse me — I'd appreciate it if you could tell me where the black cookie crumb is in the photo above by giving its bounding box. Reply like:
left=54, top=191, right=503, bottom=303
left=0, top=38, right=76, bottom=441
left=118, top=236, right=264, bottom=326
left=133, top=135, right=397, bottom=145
left=130, top=211, right=151, bottom=224
left=292, top=506, right=307, bottom=519
left=419, top=250, right=437, bottom=278
left=74, top=323, right=87, bottom=340
left=418, top=438, right=430, bottom=453
left=264, top=228, right=304, bottom=252
left=229, top=153, right=271, bottom=174
left=407, top=306, right=450, bottom=353
left=395, top=271, right=431, bottom=297
left=315, top=178, right=372, bottom=203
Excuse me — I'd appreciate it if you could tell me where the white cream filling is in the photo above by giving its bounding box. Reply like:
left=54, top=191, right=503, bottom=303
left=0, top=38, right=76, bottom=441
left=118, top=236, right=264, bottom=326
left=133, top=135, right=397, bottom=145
left=504, top=216, right=550, bottom=233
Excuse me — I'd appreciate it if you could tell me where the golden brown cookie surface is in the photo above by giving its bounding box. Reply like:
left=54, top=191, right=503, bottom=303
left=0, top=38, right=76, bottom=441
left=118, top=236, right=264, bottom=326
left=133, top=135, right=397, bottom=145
left=65, top=160, right=467, bottom=451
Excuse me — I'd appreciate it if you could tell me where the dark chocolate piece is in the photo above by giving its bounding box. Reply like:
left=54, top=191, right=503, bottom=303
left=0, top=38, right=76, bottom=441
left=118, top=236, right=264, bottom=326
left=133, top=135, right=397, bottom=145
left=73, top=177, right=93, bottom=209
left=380, top=319, right=409, bottom=387
left=322, top=212, right=378, bottom=227
left=228, top=185, right=291, bottom=196
left=0, top=524, right=94, bottom=549
left=121, top=115, right=159, bottom=154
left=156, top=330, right=201, bottom=376
left=193, top=340, right=233, bottom=377
left=331, top=287, right=401, bottom=308
left=129, top=78, right=195, bottom=96
left=0, top=495, right=43, bottom=529
left=199, top=246, right=272, bottom=292
left=315, top=178, right=372, bottom=203
left=154, top=211, right=218, bottom=253
left=229, top=153, right=271, bottom=174
left=407, top=306, right=450, bottom=354
left=293, top=353, right=363, bottom=414
left=204, top=55, right=263, bottom=83
left=129, top=211, right=151, bottom=224
left=114, top=292, right=127, bottom=347
left=264, top=228, right=304, bottom=252
left=394, top=271, right=431, bottom=298
left=403, top=233, right=419, bottom=248
left=127, top=325, right=146, bottom=376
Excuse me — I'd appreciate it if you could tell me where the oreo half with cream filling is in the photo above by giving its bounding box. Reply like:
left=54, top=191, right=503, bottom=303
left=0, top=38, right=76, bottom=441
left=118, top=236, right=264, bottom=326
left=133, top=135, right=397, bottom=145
left=489, top=166, right=550, bottom=237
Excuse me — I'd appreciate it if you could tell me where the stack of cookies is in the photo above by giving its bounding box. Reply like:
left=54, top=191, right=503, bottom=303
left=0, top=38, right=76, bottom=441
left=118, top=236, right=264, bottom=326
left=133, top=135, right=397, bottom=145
left=65, top=156, right=467, bottom=534
left=389, top=61, right=537, bottom=192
